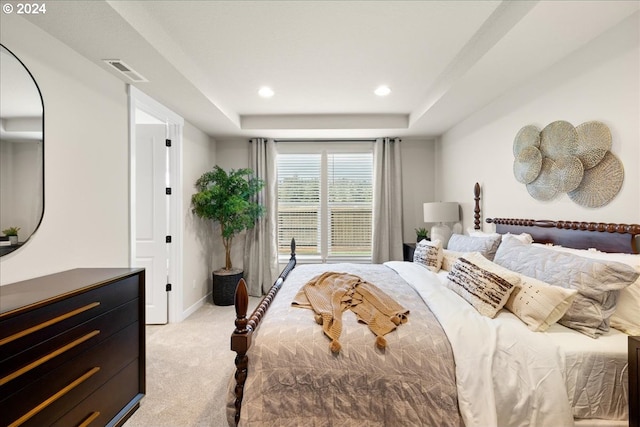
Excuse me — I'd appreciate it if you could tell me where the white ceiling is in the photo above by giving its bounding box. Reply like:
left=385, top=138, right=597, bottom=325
left=19, top=0, right=640, bottom=139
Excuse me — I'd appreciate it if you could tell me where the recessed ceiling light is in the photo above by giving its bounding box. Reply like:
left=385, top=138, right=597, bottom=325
left=374, top=85, right=391, bottom=96
left=258, top=86, right=274, bottom=98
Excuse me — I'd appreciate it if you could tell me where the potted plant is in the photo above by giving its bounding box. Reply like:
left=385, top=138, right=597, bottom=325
left=191, top=166, right=265, bottom=305
left=2, top=226, right=20, bottom=245
left=415, top=227, right=429, bottom=242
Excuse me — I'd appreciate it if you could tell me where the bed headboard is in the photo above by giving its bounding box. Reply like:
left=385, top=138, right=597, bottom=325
left=486, top=217, right=640, bottom=254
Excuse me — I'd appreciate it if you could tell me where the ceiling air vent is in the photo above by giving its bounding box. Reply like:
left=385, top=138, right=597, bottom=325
left=103, top=59, right=148, bottom=82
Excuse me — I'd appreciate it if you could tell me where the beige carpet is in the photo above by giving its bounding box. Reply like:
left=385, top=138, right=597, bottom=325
left=124, top=297, right=259, bottom=427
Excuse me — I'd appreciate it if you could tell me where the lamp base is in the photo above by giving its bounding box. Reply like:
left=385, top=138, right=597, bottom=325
left=430, top=223, right=452, bottom=248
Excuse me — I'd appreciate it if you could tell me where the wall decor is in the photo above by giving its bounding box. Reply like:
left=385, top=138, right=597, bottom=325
left=526, top=158, right=559, bottom=201
left=540, top=120, right=578, bottom=161
left=513, top=120, right=623, bottom=207
left=568, top=151, right=624, bottom=208
left=550, top=155, right=583, bottom=192
left=575, top=121, right=611, bottom=169
left=513, top=125, right=540, bottom=156
left=513, top=145, right=542, bottom=184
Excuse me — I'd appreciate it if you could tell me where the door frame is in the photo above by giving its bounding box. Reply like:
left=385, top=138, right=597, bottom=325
left=128, top=85, right=184, bottom=323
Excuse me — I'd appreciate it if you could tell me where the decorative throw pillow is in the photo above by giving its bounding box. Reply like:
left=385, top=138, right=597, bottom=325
left=441, top=249, right=469, bottom=272
left=494, top=236, right=639, bottom=338
left=447, top=233, right=502, bottom=261
left=532, top=244, right=640, bottom=336
left=413, top=239, right=443, bottom=272
left=505, top=274, right=578, bottom=332
left=445, top=252, right=519, bottom=318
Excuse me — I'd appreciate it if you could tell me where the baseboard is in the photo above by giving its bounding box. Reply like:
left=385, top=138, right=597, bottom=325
left=181, top=292, right=212, bottom=320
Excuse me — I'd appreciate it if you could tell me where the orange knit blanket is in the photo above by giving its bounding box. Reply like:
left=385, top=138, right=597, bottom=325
left=292, top=272, right=409, bottom=353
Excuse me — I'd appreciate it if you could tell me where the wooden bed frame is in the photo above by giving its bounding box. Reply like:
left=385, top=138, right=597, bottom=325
left=230, top=181, right=640, bottom=425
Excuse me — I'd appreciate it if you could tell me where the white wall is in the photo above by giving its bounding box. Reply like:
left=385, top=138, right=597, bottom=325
left=437, top=13, right=640, bottom=232
left=181, top=123, right=217, bottom=314
left=0, top=17, right=130, bottom=284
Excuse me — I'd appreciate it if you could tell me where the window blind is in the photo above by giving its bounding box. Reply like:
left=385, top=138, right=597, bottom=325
left=277, top=154, right=321, bottom=256
left=277, top=151, right=373, bottom=261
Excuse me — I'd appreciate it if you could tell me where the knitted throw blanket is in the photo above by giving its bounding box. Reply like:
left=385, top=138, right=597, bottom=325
left=292, top=272, right=409, bottom=353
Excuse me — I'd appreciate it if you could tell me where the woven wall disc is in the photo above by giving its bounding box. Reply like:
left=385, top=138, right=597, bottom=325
left=575, top=121, right=612, bottom=169
left=540, top=120, right=578, bottom=161
left=526, top=158, right=560, bottom=201
left=513, top=125, right=541, bottom=156
left=568, top=151, right=623, bottom=208
left=513, top=146, right=542, bottom=184
left=551, top=155, right=584, bottom=192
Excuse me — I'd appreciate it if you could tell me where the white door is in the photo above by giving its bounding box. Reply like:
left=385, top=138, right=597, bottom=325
left=135, top=123, right=169, bottom=324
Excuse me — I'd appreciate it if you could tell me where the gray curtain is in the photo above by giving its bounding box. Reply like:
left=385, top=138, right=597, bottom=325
left=372, top=137, right=403, bottom=263
left=244, top=138, right=278, bottom=296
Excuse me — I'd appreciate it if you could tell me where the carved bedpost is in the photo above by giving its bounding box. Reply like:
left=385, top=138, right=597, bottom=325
left=231, top=278, right=250, bottom=426
left=474, top=182, right=481, bottom=230
left=230, top=238, right=297, bottom=425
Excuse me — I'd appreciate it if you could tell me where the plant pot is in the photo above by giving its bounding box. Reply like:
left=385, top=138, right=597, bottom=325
left=212, top=268, right=243, bottom=306
left=8, top=236, right=18, bottom=245
left=416, top=236, right=430, bottom=243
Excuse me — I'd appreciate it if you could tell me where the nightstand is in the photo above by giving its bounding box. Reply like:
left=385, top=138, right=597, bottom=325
left=403, top=243, right=416, bottom=262
left=631, top=336, right=640, bottom=427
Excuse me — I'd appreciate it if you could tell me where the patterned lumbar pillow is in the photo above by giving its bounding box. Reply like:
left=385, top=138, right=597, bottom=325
left=446, top=252, right=519, bottom=318
left=413, top=239, right=443, bottom=272
left=441, top=249, right=469, bottom=272
left=505, top=274, right=578, bottom=331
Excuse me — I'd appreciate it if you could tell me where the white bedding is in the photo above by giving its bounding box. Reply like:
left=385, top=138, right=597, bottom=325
left=386, top=261, right=629, bottom=427
left=386, top=261, right=588, bottom=427
left=546, top=322, right=629, bottom=422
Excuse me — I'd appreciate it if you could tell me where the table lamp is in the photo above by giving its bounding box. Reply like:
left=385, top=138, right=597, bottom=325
left=423, top=202, right=459, bottom=248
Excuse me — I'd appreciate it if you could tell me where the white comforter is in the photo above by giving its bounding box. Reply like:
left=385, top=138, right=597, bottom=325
left=385, top=261, right=575, bottom=427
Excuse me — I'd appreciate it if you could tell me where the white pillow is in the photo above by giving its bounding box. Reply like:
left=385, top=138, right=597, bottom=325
left=448, top=233, right=502, bottom=261
left=496, top=238, right=638, bottom=338
left=467, top=227, right=533, bottom=245
left=532, top=243, right=640, bottom=335
left=445, top=252, right=519, bottom=318
left=505, top=274, right=578, bottom=332
left=413, top=239, right=443, bottom=272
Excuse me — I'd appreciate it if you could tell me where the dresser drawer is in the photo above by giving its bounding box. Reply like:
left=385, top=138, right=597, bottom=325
left=1, top=299, right=139, bottom=397
left=0, top=322, right=139, bottom=427
left=0, top=275, right=139, bottom=362
left=52, top=359, right=141, bottom=427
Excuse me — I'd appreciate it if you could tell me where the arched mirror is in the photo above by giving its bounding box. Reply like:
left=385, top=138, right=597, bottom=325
left=0, top=44, right=44, bottom=256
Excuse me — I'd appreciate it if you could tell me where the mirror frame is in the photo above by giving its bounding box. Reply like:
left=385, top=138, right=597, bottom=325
left=0, top=44, right=45, bottom=257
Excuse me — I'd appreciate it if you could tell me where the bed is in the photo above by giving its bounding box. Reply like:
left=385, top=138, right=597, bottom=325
left=228, top=183, right=640, bottom=427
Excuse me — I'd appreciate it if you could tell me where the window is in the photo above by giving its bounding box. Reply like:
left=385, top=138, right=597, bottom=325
left=277, top=144, right=373, bottom=262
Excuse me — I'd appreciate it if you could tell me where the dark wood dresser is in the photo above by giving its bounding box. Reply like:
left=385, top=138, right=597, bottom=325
left=631, top=336, right=640, bottom=427
left=0, top=268, right=145, bottom=427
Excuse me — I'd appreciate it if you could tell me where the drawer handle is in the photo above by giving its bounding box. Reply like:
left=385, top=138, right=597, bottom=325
left=0, top=302, right=101, bottom=347
left=0, top=330, right=100, bottom=386
left=8, top=367, right=101, bottom=427
left=77, top=411, right=100, bottom=427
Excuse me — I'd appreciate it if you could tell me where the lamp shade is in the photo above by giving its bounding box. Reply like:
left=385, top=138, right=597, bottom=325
left=423, top=202, right=459, bottom=223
